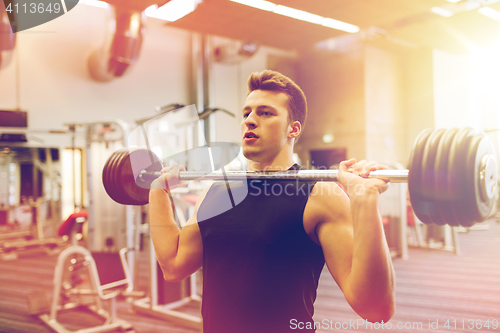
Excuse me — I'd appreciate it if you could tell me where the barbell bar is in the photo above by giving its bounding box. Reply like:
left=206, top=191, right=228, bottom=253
left=137, top=169, right=410, bottom=183
left=102, top=127, right=499, bottom=227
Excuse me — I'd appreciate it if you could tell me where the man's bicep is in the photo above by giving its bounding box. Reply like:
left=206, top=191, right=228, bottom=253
left=316, top=189, right=354, bottom=294
left=171, top=184, right=212, bottom=278
left=175, top=223, right=203, bottom=276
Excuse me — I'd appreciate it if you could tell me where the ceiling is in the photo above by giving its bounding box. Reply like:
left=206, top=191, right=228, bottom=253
left=163, top=0, right=500, bottom=54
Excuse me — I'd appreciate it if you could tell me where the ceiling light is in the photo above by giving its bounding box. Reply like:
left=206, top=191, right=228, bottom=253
left=231, top=0, right=359, bottom=33
left=146, top=0, right=201, bottom=22
left=478, top=6, right=500, bottom=21
left=83, top=0, right=199, bottom=22
left=446, top=0, right=461, bottom=3
left=431, top=6, right=454, bottom=17
left=231, top=0, right=276, bottom=11
left=322, top=18, right=359, bottom=33
left=274, top=5, right=323, bottom=24
left=145, top=5, right=158, bottom=16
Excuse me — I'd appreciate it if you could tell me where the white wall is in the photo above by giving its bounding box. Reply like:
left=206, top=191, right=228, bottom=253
left=295, top=46, right=406, bottom=166
left=432, top=48, right=500, bottom=132
left=432, top=48, right=500, bottom=158
left=296, top=51, right=366, bottom=165
left=433, top=49, right=476, bottom=129
left=401, top=48, right=435, bottom=160
left=471, top=49, right=500, bottom=154
left=364, top=46, right=405, bottom=163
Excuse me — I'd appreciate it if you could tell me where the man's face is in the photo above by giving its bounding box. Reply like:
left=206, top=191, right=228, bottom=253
left=241, top=89, right=291, bottom=164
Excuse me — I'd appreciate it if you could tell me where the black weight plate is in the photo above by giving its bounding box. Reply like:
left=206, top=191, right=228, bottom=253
left=102, top=149, right=117, bottom=200
left=433, top=128, right=459, bottom=226
left=408, top=129, right=433, bottom=225
left=462, top=133, right=483, bottom=226
left=102, top=151, right=113, bottom=198
left=133, top=148, right=163, bottom=204
left=447, top=128, right=475, bottom=227
left=420, top=129, right=446, bottom=224
left=102, top=148, right=126, bottom=204
left=110, top=149, right=131, bottom=205
left=115, top=149, right=149, bottom=206
left=120, top=148, right=163, bottom=205
left=464, top=134, right=496, bottom=226
left=107, top=149, right=128, bottom=202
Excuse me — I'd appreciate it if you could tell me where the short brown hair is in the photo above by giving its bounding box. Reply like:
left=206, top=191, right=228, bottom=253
left=247, top=70, right=307, bottom=134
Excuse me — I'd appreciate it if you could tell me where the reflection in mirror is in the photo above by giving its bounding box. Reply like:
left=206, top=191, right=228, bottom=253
left=0, top=146, right=62, bottom=239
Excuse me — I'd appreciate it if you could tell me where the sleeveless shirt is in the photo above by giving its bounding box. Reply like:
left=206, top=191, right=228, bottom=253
left=197, top=165, right=325, bottom=333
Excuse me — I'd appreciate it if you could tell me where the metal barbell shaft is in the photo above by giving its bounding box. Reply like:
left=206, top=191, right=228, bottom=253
left=139, top=169, right=409, bottom=183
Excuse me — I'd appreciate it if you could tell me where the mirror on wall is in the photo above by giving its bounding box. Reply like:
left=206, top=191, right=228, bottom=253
left=0, top=146, right=62, bottom=238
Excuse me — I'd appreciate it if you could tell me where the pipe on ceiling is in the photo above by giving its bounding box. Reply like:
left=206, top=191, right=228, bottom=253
left=88, top=6, right=146, bottom=81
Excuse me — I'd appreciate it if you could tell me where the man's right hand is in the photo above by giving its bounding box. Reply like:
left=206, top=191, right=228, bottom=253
left=337, top=158, right=389, bottom=196
left=150, top=164, right=186, bottom=192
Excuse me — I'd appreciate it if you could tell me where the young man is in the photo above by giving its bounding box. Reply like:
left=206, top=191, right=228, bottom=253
left=149, top=70, right=395, bottom=332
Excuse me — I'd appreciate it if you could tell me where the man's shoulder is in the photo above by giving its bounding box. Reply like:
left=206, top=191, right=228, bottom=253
left=303, top=182, right=350, bottom=244
left=309, top=182, right=348, bottom=201
left=305, top=182, right=350, bottom=221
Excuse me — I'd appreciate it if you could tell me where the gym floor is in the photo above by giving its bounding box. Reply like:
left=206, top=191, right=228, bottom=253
left=1, top=219, right=499, bottom=333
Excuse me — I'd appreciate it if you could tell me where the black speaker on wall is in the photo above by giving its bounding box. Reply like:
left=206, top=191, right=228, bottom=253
left=0, top=110, right=28, bottom=128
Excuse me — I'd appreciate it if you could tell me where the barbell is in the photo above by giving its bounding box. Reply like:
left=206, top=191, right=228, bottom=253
left=101, top=127, right=498, bottom=227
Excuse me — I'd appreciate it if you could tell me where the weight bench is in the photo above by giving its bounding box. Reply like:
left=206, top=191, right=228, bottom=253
left=0, top=237, right=61, bottom=260
left=27, top=246, right=142, bottom=333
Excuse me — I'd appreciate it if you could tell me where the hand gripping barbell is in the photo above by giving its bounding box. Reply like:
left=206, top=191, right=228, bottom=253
left=102, top=127, right=498, bottom=227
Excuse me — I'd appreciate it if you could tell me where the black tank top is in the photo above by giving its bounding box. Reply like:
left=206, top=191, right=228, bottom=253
left=197, top=165, right=325, bottom=333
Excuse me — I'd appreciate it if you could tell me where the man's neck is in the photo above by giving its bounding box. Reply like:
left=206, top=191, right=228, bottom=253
left=245, top=140, right=297, bottom=171
left=247, top=158, right=296, bottom=172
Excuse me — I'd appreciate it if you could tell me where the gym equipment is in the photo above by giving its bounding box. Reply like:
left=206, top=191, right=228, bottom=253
left=131, top=199, right=202, bottom=330
left=58, top=210, right=89, bottom=243
left=407, top=128, right=497, bottom=227
left=27, top=216, right=142, bottom=333
left=66, top=120, right=135, bottom=254
left=126, top=104, right=205, bottom=330
left=32, top=247, right=137, bottom=333
left=101, top=128, right=498, bottom=227
left=1, top=238, right=59, bottom=254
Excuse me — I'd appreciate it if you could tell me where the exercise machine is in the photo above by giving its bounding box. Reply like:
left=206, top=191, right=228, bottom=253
left=27, top=215, right=142, bottom=333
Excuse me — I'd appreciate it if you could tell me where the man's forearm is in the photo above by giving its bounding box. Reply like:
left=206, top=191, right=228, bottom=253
left=149, top=189, right=181, bottom=274
left=349, top=188, right=395, bottom=321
